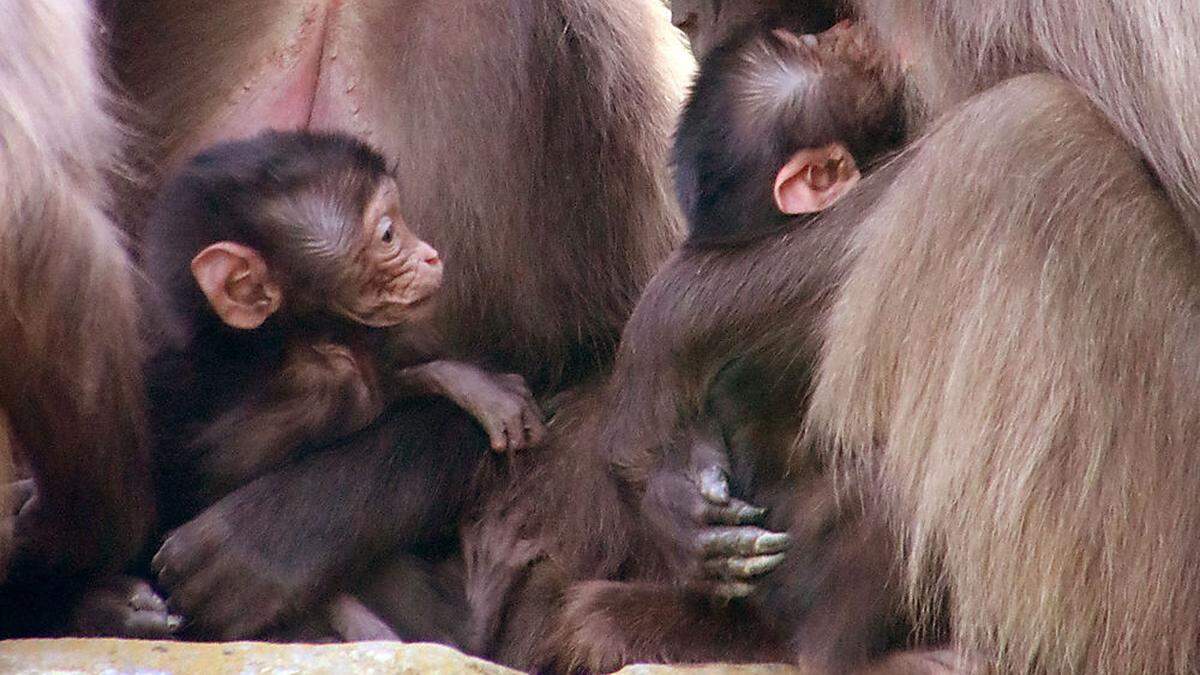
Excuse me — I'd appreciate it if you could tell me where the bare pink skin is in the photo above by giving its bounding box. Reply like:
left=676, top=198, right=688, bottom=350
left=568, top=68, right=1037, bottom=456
left=166, top=0, right=376, bottom=171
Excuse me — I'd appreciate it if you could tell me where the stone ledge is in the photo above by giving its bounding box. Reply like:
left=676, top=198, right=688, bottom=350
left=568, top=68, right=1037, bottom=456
left=0, top=640, right=811, bottom=674
left=0, top=639, right=516, bottom=674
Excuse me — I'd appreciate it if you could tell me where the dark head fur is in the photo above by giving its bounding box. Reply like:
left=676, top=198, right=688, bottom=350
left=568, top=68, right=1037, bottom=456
left=143, top=131, right=391, bottom=327
left=673, top=24, right=905, bottom=247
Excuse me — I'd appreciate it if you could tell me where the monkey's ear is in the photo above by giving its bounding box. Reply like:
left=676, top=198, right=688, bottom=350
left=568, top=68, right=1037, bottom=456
left=190, top=242, right=283, bottom=330
left=773, top=144, right=861, bottom=215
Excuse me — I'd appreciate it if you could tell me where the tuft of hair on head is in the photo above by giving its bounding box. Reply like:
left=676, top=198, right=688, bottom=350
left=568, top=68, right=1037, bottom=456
left=187, top=131, right=392, bottom=283
left=673, top=21, right=904, bottom=247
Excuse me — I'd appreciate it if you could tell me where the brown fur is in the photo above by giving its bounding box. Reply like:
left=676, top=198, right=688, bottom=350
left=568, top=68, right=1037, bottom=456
left=96, top=0, right=689, bottom=641
left=804, top=1, right=1200, bottom=672
left=554, top=581, right=789, bottom=672
left=463, top=156, right=923, bottom=670
left=0, top=0, right=151, bottom=583
left=462, top=8, right=920, bottom=669
left=670, top=0, right=837, bottom=59
left=108, top=0, right=690, bottom=392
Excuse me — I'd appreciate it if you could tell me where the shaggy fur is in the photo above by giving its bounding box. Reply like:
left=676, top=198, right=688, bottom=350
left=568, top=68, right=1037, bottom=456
left=0, top=0, right=151, bottom=582
left=807, top=1, right=1200, bottom=672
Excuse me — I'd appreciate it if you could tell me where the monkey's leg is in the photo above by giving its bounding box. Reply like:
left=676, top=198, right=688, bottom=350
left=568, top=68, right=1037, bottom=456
left=152, top=400, right=488, bottom=640
left=551, top=580, right=788, bottom=671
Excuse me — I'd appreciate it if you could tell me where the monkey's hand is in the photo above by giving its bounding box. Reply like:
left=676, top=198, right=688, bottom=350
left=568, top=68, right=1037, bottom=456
left=397, top=360, right=547, bottom=452
left=152, top=492, right=331, bottom=640
left=70, top=575, right=182, bottom=639
left=639, top=427, right=791, bottom=600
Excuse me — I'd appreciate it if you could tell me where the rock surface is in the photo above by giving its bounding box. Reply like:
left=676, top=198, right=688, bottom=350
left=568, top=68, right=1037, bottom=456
left=0, top=639, right=817, bottom=674
left=0, top=639, right=520, bottom=674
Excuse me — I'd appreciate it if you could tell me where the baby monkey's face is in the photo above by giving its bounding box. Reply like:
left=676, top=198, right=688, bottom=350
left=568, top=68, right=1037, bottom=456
left=338, top=177, right=443, bottom=328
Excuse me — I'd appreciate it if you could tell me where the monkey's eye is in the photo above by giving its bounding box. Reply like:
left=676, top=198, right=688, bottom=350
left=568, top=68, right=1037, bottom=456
left=378, top=216, right=394, bottom=244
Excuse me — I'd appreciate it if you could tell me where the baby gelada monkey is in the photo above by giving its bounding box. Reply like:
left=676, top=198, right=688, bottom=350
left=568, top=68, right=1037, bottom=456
left=142, top=130, right=545, bottom=539
left=673, top=20, right=906, bottom=246
left=141, top=131, right=547, bottom=639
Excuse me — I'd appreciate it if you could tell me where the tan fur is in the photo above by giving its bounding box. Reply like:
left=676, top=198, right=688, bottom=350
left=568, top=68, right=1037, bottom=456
left=0, top=0, right=151, bottom=575
left=808, top=3, right=1200, bottom=670
left=808, top=71, right=1200, bottom=672
left=858, top=0, right=1200, bottom=236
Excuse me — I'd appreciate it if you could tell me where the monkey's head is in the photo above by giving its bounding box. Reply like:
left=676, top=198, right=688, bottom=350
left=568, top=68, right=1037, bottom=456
left=670, top=0, right=841, bottom=61
left=674, top=21, right=906, bottom=245
left=177, top=131, right=443, bottom=331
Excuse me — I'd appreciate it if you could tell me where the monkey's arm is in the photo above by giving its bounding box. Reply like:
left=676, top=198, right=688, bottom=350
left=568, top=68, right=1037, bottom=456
left=388, top=361, right=546, bottom=452
left=153, top=398, right=486, bottom=640
left=182, top=343, right=385, bottom=499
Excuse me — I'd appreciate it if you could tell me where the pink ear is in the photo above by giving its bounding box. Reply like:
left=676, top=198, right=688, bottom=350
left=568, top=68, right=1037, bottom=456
left=190, top=242, right=282, bottom=329
left=773, top=144, right=861, bottom=215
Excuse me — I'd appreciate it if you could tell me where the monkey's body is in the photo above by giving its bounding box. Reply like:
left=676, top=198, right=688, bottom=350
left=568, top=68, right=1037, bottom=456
left=141, top=132, right=543, bottom=640
left=465, top=19, right=923, bottom=672
left=147, top=321, right=387, bottom=527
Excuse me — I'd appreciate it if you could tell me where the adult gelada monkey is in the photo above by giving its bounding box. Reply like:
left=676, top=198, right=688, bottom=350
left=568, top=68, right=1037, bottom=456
left=805, top=1, right=1200, bottom=672
left=96, top=0, right=688, bottom=640
left=144, top=131, right=543, bottom=639
left=0, top=0, right=160, bottom=637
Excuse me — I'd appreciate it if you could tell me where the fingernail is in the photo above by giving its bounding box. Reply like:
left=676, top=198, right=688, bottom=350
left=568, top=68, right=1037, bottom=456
left=756, top=532, right=792, bottom=553
left=739, top=504, right=767, bottom=521
left=716, top=582, right=756, bottom=600
left=743, top=553, right=787, bottom=576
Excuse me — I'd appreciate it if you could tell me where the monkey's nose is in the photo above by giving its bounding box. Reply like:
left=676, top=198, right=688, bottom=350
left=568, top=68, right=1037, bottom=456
left=416, top=242, right=442, bottom=269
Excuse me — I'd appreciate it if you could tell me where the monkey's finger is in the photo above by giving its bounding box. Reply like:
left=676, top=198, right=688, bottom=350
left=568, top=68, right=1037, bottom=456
left=162, top=559, right=226, bottom=621
left=698, top=466, right=731, bottom=504
left=703, top=553, right=787, bottom=580
left=503, top=419, right=523, bottom=452
left=522, top=406, right=548, bottom=447
left=500, top=373, right=530, bottom=394
left=521, top=396, right=547, bottom=422
left=701, top=499, right=767, bottom=525
left=697, top=527, right=792, bottom=557
left=152, top=536, right=205, bottom=590
left=710, top=581, right=757, bottom=601
left=128, top=582, right=169, bottom=614
left=5, top=479, right=35, bottom=513
left=480, top=418, right=509, bottom=452
left=121, top=610, right=183, bottom=639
